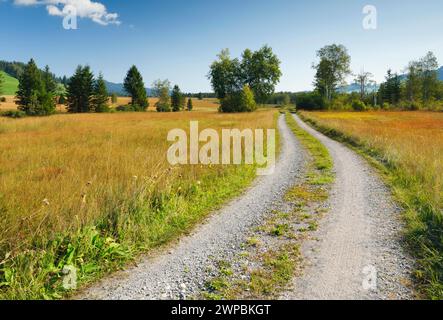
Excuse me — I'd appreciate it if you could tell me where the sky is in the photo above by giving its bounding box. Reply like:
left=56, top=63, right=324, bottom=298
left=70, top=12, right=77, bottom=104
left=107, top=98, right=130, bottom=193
left=1, top=0, right=443, bottom=92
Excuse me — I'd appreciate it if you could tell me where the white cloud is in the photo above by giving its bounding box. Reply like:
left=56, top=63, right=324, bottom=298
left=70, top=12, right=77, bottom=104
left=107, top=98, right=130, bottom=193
left=13, top=0, right=121, bottom=26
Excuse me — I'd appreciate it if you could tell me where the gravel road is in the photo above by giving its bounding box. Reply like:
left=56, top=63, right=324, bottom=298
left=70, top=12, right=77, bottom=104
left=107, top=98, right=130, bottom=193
left=79, top=114, right=306, bottom=300
left=281, top=114, right=414, bottom=300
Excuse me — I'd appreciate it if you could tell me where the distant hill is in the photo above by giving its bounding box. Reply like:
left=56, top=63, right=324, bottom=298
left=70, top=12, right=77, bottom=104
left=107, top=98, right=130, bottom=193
left=104, top=80, right=152, bottom=96
left=0, top=71, right=19, bottom=95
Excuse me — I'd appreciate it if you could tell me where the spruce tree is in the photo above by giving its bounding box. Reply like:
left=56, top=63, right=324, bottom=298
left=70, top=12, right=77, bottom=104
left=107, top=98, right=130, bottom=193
left=171, top=85, right=183, bottom=112
left=42, top=65, right=57, bottom=94
left=0, top=72, right=3, bottom=97
left=93, top=73, right=110, bottom=113
left=123, top=65, right=148, bottom=111
left=67, top=65, right=95, bottom=113
left=187, top=98, right=193, bottom=111
left=16, top=59, right=55, bottom=115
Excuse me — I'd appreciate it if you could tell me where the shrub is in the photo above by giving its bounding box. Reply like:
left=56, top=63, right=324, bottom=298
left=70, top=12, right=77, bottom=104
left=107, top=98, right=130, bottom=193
left=116, top=104, right=135, bottom=112
left=2, top=110, right=27, bottom=118
left=220, top=85, right=256, bottom=113
left=351, top=100, right=367, bottom=111
left=295, top=92, right=325, bottom=110
left=0, top=97, right=6, bottom=103
left=111, top=93, right=118, bottom=104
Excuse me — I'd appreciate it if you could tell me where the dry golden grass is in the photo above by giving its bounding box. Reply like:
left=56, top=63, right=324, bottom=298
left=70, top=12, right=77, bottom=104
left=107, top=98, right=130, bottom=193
left=300, top=111, right=443, bottom=210
left=0, top=109, right=274, bottom=255
left=0, top=96, right=20, bottom=111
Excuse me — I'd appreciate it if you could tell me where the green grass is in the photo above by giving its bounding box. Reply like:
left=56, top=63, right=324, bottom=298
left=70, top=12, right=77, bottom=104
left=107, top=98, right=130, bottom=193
left=298, top=113, right=442, bottom=299
left=0, top=71, right=18, bottom=96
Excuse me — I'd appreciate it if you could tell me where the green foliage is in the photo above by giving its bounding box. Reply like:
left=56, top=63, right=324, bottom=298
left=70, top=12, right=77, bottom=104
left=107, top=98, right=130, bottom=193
left=351, top=100, right=367, bottom=111
left=1, top=110, right=27, bottom=119
left=187, top=98, right=193, bottom=111
left=42, top=65, right=57, bottom=94
left=123, top=65, right=148, bottom=111
left=171, top=85, right=184, bottom=112
left=111, top=93, right=118, bottom=104
left=378, top=69, right=401, bottom=106
left=93, top=74, right=110, bottom=113
left=16, top=59, right=56, bottom=116
left=220, top=85, right=257, bottom=113
left=313, top=44, right=351, bottom=102
left=208, top=46, right=281, bottom=107
left=240, top=46, right=282, bottom=104
left=153, top=79, right=172, bottom=112
left=295, top=92, right=325, bottom=110
left=66, top=66, right=95, bottom=113
left=0, top=71, right=3, bottom=96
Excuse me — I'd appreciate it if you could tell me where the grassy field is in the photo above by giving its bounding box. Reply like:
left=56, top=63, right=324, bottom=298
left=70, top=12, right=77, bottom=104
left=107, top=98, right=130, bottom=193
left=299, top=111, right=443, bottom=299
left=0, top=107, right=277, bottom=299
left=0, top=72, right=18, bottom=96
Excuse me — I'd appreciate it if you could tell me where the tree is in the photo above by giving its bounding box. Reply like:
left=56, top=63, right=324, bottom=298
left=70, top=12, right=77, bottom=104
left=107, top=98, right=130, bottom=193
left=208, top=46, right=282, bottom=105
left=220, top=85, right=257, bottom=113
left=420, top=51, right=439, bottom=103
left=197, top=92, right=203, bottom=100
left=187, top=98, right=193, bottom=111
left=42, top=65, right=57, bottom=94
left=171, top=85, right=184, bottom=112
left=239, top=85, right=257, bottom=112
left=405, top=61, right=422, bottom=104
left=313, top=44, right=351, bottom=102
left=0, top=72, right=3, bottom=97
left=124, top=65, right=148, bottom=111
left=66, top=65, right=95, bottom=113
left=153, top=79, right=171, bottom=112
left=208, top=49, right=242, bottom=100
left=111, top=93, right=118, bottom=104
left=93, top=73, right=110, bottom=113
left=16, top=59, right=55, bottom=116
left=354, top=70, right=374, bottom=100
left=240, top=46, right=282, bottom=104
left=380, top=69, right=401, bottom=105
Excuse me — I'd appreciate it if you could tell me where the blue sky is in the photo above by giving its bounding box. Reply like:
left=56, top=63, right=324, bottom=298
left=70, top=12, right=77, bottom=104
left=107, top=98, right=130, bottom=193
left=1, top=0, right=442, bottom=92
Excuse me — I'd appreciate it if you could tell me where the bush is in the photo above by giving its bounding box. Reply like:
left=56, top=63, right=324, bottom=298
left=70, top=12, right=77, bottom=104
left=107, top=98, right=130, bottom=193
left=219, top=85, right=256, bottom=113
left=351, top=100, right=367, bottom=111
left=2, top=110, right=27, bottom=118
left=295, top=92, right=325, bottom=110
left=111, top=93, right=118, bottom=104
left=0, top=97, right=6, bottom=103
left=116, top=104, right=135, bottom=112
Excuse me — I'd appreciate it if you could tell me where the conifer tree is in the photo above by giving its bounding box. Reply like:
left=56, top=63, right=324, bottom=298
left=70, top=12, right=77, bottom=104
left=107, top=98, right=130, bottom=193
left=187, top=98, right=193, bottom=111
left=171, top=85, right=183, bottom=112
left=16, top=59, right=55, bottom=115
left=123, top=65, right=148, bottom=111
left=93, top=73, right=110, bottom=112
left=67, top=65, right=95, bottom=113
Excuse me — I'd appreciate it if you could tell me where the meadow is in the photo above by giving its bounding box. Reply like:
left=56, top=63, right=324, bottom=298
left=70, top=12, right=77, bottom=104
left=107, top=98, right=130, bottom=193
left=0, top=71, right=19, bottom=96
left=299, top=111, right=443, bottom=299
left=0, top=104, right=277, bottom=299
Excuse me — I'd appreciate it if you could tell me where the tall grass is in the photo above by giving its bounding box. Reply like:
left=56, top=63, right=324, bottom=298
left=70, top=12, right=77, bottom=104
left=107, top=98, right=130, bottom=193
left=300, top=111, right=443, bottom=299
left=0, top=109, right=276, bottom=299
